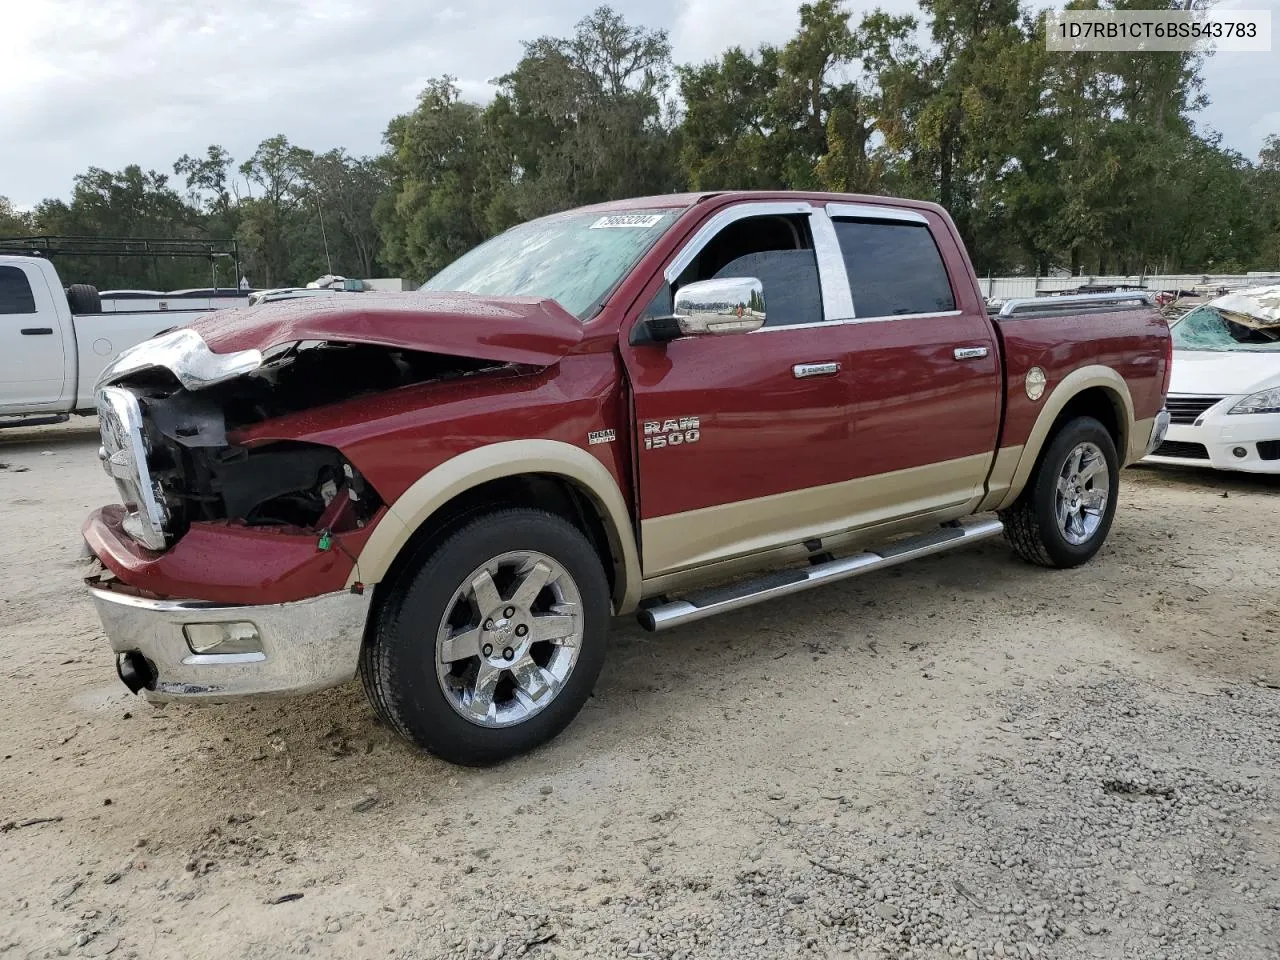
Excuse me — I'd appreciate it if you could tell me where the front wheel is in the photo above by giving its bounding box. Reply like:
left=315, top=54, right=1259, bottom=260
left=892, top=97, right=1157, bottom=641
left=361, top=508, right=611, bottom=765
left=1000, top=416, right=1119, bottom=569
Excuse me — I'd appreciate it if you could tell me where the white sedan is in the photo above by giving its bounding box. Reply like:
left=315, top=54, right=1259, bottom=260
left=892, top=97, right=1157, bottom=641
left=1145, top=296, right=1280, bottom=473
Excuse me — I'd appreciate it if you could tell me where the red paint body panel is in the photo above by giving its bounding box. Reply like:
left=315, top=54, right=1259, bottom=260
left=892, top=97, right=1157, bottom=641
left=615, top=196, right=1004, bottom=520
left=188, top=292, right=585, bottom=365
left=844, top=313, right=1001, bottom=476
left=626, top=328, right=855, bottom=518
left=841, top=205, right=1001, bottom=483
left=84, top=505, right=380, bottom=604
left=994, top=307, right=1170, bottom=449
left=231, top=353, right=630, bottom=509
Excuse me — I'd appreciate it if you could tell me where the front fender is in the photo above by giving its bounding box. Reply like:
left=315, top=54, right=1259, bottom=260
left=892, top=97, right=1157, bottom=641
left=349, top=440, right=642, bottom=615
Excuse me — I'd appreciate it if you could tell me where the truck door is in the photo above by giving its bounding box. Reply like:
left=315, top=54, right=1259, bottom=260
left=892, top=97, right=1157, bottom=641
left=0, top=262, right=68, bottom=411
left=825, top=204, right=1002, bottom=509
left=621, top=202, right=863, bottom=578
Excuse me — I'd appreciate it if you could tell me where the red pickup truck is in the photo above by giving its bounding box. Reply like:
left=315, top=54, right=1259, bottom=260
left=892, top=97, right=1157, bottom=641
left=84, top=192, right=1171, bottom=764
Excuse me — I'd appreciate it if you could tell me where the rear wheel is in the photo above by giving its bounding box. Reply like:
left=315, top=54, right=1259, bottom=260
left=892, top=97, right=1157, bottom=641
left=1001, top=416, right=1119, bottom=569
left=361, top=508, right=610, bottom=765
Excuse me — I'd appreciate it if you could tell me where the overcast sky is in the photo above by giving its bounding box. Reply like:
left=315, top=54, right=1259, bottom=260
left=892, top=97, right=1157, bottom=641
left=4, top=0, right=1277, bottom=209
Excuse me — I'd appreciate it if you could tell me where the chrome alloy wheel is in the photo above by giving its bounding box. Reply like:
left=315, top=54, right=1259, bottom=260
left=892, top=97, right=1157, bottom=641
left=434, top=551, right=584, bottom=728
left=1055, top=441, right=1110, bottom=545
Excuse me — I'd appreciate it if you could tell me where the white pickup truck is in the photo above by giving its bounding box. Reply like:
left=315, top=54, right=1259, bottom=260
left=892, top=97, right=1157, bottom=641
left=0, top=256, right=218, bottom=426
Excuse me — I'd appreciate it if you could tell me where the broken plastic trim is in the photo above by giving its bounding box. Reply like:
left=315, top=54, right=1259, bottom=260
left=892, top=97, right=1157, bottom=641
left=97, top=328, right=263, bottom=391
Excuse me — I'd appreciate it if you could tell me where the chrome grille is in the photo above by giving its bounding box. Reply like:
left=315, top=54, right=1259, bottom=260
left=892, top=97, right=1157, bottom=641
left=1165, top=395, right=1225, bottom=425
left=96, top=386, right=170, bottom=550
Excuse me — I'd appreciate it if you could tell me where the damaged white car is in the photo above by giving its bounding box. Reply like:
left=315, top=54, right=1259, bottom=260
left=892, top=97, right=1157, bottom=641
left=1145, top=286, right=1280, bottom=473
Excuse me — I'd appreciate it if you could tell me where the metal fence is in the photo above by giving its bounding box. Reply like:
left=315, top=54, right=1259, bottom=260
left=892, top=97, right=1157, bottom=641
left=978, top=273, right=1280, bottom=301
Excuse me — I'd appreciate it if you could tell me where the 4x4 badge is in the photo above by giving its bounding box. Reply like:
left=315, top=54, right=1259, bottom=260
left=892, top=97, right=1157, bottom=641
left=587, top=429, right=616, bottom=445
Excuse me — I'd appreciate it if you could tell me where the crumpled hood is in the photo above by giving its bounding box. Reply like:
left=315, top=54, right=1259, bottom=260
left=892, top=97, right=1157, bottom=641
left=187, top=291, right=584, bottom=367
left=1170, top=349, right=1280, bottom=396
left=1208, top=285, right=1280, bottom=329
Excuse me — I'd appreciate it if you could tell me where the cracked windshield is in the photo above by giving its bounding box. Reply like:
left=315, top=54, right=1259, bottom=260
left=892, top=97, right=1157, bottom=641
left=421, top=211, right=677, bottom=319
left=1173, top=305, right=1280, bottom=352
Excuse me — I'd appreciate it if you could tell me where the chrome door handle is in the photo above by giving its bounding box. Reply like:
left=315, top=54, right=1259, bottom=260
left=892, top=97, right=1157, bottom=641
left=793, top=361, right=841, bottom=379
left=953, top=346, right=988, bottom=361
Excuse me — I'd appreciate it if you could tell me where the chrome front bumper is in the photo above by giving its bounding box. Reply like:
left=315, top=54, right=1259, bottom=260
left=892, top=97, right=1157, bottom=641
left=88, top=584, right=372, bottom=701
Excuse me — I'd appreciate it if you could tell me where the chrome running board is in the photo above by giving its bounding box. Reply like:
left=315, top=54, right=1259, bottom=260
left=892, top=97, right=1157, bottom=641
left=636, top=517, right=1004, bottom=632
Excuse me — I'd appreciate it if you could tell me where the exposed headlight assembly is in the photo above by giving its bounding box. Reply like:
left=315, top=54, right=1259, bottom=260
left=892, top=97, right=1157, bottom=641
left=1229, top=387, right=1280, bottom=415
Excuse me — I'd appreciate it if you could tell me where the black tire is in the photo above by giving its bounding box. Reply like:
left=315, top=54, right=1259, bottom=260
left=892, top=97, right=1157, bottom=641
left=361, top=508, right=611, bottom=766
left=1000, top=416, right=1119, bottom=569
left=65, top=284, right=101, bottom=315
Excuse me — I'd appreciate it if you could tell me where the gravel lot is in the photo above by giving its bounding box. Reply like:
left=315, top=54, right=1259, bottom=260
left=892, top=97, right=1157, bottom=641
left=1, top=421, right=1277, bottom=960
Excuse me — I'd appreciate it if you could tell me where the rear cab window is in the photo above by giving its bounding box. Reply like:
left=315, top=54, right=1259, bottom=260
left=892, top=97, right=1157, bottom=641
left=0, top=265, right=37, bottom=315
left=832, top=219, right=955, bottom=318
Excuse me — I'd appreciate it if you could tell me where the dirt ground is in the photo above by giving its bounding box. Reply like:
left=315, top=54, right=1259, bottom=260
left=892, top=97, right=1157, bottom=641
left=1, top=420, right=1277, bottom=960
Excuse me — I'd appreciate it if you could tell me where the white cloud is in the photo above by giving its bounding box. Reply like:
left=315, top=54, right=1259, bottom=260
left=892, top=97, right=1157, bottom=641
left=0, top=0, right=600, bottom=206
left=1192, top=0, right=1280, bottom=158
left=1, top=0, right=1273, bottom=208
left=670, top=0, right=801, bottom=64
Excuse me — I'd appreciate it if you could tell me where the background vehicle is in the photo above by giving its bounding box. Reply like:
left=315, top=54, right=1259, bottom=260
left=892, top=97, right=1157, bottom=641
left=0, top=256, right=209, bottom=425
left=1145, top=287, right=1280, bottom=473
left=1, top=252, right=390, bottom=424
left=99, top=288, right=251, bottom=313
left=82, top=191, right=1172, bottom=765
left=247, top=275, right=370, bottom=306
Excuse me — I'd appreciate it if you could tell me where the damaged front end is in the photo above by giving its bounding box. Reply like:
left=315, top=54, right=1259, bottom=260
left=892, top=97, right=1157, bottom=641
left=94, top=328, right=505, bottom=555
left=84, top=326, right=511, bottom=700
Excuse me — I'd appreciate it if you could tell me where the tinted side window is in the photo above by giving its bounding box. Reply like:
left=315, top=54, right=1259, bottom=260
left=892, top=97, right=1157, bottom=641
left=832, top=219, right=955, bottom=318
left=0, top=266, right=36, bottom=315
left=712, top=250, right=823, bottom=328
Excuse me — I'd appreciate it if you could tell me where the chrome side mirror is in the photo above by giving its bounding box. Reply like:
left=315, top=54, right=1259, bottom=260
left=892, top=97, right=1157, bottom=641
left=671, top=277, right=766, bottom=336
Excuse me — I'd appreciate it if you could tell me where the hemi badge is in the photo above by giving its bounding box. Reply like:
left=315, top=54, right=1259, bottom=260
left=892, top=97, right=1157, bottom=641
left=588, top=429, right=616, bottom=445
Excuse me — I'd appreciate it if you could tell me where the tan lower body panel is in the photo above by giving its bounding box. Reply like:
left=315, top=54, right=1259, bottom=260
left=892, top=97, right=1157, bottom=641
left=640, top=453, right=993, bottom=579
left=976, top=445, right=1023, bottom=512
left=640, top=500, right=984, bottom=599
left=1127, top=416, right=1155, bottom=465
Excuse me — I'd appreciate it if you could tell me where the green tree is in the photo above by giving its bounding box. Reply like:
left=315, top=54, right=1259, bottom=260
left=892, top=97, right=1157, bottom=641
left=376, top=78, right=495, bottom=281
left=488, top=6, right=680, bottom=220
left=677, top=46, right=788, bottom=190
left=6, top=0, right=1272, bottom=286
left=29, top=165, right=206, bottom=288
left=237, top=135, right=313, bottom=286
left=1250, top=134, right=1280, bottom=270
left=304, top=149, right=390, bottom=278
left=174, top=145, right=237, bottom=218
left=679, top=2, right=913, bottom=195
left=0, top=197, right=34, bottom=237
left=875, top=0, right=1032, bottom=268
left=814, top=8, right=917, bottom=194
